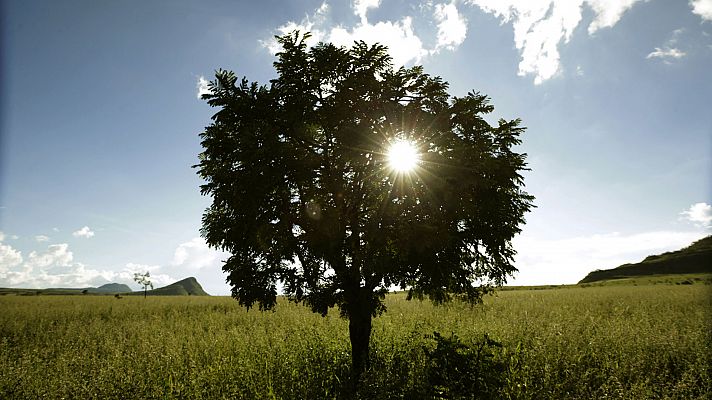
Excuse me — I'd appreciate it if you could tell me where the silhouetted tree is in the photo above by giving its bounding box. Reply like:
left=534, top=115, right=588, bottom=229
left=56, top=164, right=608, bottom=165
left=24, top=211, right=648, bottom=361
left=133, top=272, right=153, bottom=298
left=196, top=31, right=534, bottom=384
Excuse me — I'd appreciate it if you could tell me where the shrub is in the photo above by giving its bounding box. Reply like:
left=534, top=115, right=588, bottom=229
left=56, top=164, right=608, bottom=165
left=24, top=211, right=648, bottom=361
left=424, top=332, right=507, bottom=399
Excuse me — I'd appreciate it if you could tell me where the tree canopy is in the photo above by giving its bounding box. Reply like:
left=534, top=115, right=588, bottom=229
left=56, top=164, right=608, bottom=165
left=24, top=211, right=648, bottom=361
left=196, top=31, right=534, bottom=378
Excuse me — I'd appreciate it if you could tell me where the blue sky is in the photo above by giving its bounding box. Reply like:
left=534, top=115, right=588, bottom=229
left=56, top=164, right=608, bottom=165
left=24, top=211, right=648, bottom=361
left=1, top=0, right=710, bottom=295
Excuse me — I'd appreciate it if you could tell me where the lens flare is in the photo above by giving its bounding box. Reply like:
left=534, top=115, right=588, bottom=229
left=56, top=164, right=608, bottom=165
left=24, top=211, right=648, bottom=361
left=387, top=140, right=419, bottom=173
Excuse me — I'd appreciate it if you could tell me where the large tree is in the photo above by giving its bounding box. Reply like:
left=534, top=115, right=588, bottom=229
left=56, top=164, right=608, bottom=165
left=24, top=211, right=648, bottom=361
left=196, top=32, right=534, bottom=381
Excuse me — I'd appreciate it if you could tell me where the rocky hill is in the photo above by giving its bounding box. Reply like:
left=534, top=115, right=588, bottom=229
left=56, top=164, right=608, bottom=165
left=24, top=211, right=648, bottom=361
left=131, top=277, right=209, bottom=296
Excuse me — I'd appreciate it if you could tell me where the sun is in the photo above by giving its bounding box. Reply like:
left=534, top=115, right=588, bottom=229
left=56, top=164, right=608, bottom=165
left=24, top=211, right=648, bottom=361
left=387, top=140, right=420, bottom=173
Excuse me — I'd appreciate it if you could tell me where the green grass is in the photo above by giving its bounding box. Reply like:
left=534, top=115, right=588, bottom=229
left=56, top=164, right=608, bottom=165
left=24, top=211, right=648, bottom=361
left=1, top=284, right=710, bottom=399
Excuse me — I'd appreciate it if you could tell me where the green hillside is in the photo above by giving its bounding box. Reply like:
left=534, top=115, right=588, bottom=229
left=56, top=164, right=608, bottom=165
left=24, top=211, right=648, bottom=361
left=579, top=235, right=712, bottom=283
left=130, top=277, right=209, bottom=296
left=87, top=283, right=132, bottom=293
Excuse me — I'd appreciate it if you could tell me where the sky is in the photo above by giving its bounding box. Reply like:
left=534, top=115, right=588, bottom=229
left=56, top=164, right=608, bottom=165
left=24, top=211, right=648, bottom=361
left=1, top=0, right=710, bottom=296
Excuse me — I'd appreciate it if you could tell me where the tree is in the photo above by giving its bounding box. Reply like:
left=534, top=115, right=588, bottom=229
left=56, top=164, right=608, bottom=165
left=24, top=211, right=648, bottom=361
left=133, top=272, right=153, bottom=298
left=196, top=31, right=534, bottom=383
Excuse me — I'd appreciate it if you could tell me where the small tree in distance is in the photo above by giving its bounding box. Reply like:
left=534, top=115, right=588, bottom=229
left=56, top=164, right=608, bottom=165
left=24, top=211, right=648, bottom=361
left=196, top=31, right=534, bottom=385
left=133, top=272, right=153, bottom=298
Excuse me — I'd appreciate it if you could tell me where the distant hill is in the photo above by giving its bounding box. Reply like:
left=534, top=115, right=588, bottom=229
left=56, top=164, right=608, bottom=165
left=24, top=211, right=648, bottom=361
left=88, top=283, right=132, bottom=293
left=129, top=277, right=209, bottom=296
left=40, top=282, right=133, bottom=294
left=579, top=235, right=712, bottom=284
left=0, top=278, right=207, bottom=296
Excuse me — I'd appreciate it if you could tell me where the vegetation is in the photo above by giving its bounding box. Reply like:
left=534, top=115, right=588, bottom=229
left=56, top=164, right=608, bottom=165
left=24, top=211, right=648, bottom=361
left=1, top=283, right=709, bottom=399
left=197, top=31, right=533, bottom=379
left=579, top=235, right=712, bottom=283
left=134, top=272, right=154, bottom=298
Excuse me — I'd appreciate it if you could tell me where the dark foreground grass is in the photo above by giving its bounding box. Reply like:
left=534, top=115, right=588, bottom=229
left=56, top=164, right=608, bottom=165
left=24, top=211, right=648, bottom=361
left=1, top=284, right=710, bottom=399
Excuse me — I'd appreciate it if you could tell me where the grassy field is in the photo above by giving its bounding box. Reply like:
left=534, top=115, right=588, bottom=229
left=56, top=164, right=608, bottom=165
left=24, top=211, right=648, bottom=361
left=1, top=282, right=710, bottom=399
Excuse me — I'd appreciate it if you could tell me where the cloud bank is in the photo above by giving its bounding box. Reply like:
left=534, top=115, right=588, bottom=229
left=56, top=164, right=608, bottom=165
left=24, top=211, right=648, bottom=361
left=265, top=0, right=705, bottom=84
left=0, top=241, right=115, bottom=288
left=466, top=0, right=645, bottom=84
left=0, top=235, right=230, bottom=295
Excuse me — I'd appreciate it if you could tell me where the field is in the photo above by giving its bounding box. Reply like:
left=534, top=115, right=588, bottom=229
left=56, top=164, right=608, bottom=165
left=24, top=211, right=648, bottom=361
left=1, top=282, right=710, bottom=399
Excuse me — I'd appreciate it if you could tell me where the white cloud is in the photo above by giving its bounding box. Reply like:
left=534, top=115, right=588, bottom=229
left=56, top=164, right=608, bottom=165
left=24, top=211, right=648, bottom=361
left=263, top=0, right=644, bottom=82
left=262, top=3, right=331, bottom=54
left=511, top=230, right=708, bottom=286
left=196, top=76, right=212, bottom=99
left=6, top=263, right=142, bottom=290
left=681, top=202, right=712, bottom=228
left=123, top=263, right=175, bottom=288
left=26, top=243, right=73, bottom=269
left=690, top=0, right=712, bottom=21
left=0, top=242, right=23, bottom=273
left=329, top=17, right=429, bottom=66
left=1, top=243, right=84, bottom=288
left=434, top=2, right=468, bottom=51
left=586, top=0, right=641, bottom=34
left=0, top=238, right=188, bottom=290
left=646, top=28, right=687, bottom=63
left=35, top=235, right=50, bottom=242
left=0, top=240, right=178, bottom=289
left=646, top=47, right=686, bottom=61
left=467, top=0, right=644, bottom=84
left=0, top=243, right=157, bottom=289
left=173, top=237, right=227, bottom=269
left=264, top=1, right=435, bottom=67
left=72, top=226, right=95, bottom=238
left=0, top=232, right=20, bottom=242
left=0, top=232, right=15, bottom=242
left=0, top=236, right=225, bottom=292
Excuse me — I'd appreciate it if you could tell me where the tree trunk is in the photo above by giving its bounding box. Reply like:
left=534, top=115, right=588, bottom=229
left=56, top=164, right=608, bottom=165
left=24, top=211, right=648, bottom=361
left=348, top=287, right=374, bottom=387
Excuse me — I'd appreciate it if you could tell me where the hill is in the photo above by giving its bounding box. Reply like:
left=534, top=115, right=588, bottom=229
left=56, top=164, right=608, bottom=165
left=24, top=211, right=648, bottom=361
left=130, top=277, right=209, bottom=296
left=0, top=278, right=207, bottom=296
left=579, top=235, right=712, bottom=283
left=0, top=282, right=134, bottom=295
left=88, top=283, right=132, bottom=293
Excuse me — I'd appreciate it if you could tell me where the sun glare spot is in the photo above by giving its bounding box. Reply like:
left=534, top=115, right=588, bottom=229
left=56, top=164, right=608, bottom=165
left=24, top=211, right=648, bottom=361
left=387, top=140, right=419, bottom=173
